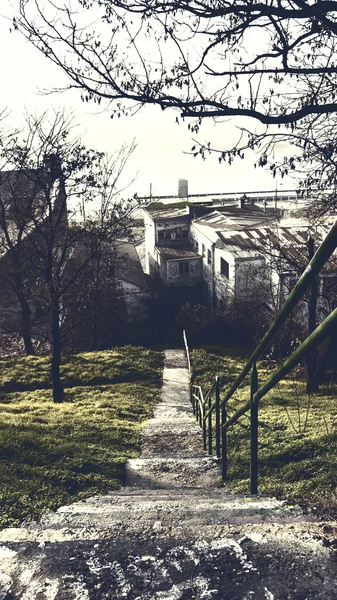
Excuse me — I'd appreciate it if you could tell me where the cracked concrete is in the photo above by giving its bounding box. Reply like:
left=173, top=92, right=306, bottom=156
left=0, top=349, right=336, bottom=599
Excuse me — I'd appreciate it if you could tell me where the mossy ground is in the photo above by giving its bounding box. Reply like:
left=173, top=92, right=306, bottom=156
left=191, top=345, right=337, bottom=518
left=0, top=347, right=163, bottom=529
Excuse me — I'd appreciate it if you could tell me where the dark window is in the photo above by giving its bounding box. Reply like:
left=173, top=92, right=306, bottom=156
left=179, top=261, right=190, bottom=274
left=158, top=230, right=164, bottom=241
left=202, top=243, right=205, bottom=257
left=207, top=249, right=212, bottom=265
left=164, top=230, right=171, bottom=239
left=175, top=230, right=182, bottom=239
left=221, top=257, right=229, bottom=278
left=182, top=230, right=188, bottom=239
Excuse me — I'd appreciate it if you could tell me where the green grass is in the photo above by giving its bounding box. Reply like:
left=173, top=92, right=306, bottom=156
left=0, top=347, right=163, bottom=529
left=191, top=345, right=337, bottom=518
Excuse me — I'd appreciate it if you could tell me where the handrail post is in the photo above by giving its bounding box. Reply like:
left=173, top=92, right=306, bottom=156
left=222, top=400, right=227, bottom=481
left=191, top=377, right=195, bottom=415
left=208, top=389, right=212, bottom=454
left=250, top=362, right=259, bottom=495
left=215, top=376, right=221, bottom=458
left=195, top=390, right=199, bottom=422
left=203, top=414, right=207, bottom=451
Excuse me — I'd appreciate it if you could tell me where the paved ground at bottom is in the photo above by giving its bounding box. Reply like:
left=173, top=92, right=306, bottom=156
left=0, top=350, right=336, bottom=600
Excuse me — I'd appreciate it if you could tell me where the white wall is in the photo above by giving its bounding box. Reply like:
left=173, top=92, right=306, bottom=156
left=166, top=258, right=202, bottom=287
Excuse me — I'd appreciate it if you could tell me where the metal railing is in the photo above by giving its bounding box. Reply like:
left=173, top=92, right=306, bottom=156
left=183, top=219, right=337, bottom=494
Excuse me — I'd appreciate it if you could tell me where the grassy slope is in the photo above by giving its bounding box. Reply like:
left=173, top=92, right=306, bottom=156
left=192, top=345, right=337, bottom=518
left=0, top=347, right=162, bottom=529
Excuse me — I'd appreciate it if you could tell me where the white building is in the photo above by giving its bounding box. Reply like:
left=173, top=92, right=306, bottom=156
left=144, top=197, right=337, bottom=311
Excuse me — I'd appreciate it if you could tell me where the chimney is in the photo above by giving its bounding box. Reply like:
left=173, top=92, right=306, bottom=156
left=239, top=194, right=247, bottom=209
left=178, top=178, right=188, bottom=198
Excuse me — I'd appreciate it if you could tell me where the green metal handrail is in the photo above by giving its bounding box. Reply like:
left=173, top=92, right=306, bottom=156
left=183, top=218, right=337, bottom=494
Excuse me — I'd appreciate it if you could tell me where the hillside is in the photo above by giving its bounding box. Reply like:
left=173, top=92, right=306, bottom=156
left=0, top=346, right=163, bottom=529
left=191, top=345, right=337, bottom=518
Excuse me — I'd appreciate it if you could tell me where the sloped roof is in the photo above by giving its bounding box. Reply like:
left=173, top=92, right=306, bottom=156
left=157, top=243, right=201, bottom=261
left=193, top=207, right=274, bottom=230
left=145, top=206, right=188, bottom=221
left=115, top=242, right=147, bottom=288
left=215, top=224, right=335, bottom=265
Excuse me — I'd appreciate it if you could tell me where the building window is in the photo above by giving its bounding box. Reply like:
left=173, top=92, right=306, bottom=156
left=164, top=230, right=171, bottom=240
left=202, top=243, right=205, bottom=257
left=182, top=230, right=188, bottom=239
left=179, top=261, right=190, bottom=274
left=207, top=249, right=212, bottom=265
left=158, top=230, right=164, bottom=241
left=221, top=257, right=229, bottom=279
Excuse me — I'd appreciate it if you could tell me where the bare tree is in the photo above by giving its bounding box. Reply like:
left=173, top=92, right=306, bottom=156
left=16, top=1, right=337, bottom=125
left=15, top=1, right=337, bottom=212
left=0, top=110, right=139, bottom=401
left=0, top=124, right=39, bottom=355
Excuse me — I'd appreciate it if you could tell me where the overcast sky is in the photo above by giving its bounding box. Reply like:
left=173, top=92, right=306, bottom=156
left=0, top=1, right=297, bottom=198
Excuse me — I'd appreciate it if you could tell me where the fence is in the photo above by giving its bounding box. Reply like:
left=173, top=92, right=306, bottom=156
left=183, top=219, right=337, bottom=494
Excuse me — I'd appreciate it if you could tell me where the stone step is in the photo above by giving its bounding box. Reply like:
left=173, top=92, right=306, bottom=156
left=0, top=489, right=305, bottom=537
left=0, top=520, right=335, bottom=600
left=42, top=496, right=303, bottom=526
left=125, top=456, right=221, bottom=488
left=136, top=433, right=210, bottom=457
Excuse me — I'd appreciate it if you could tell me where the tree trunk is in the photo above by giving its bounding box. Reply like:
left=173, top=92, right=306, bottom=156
left=90, top=255, right=102, bottom=351
left=14, top=272, right=35, bottom=355
left=50, top=283, right=64, bottom=403
left=306, top=237, right=319, bottom=393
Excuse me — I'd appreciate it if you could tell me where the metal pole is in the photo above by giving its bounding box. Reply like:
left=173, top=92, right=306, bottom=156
left=203, top=414, right=207, bottom=451
left=215, top=376, right=221, bottom=458
left=208, top=389, right=212, bottom=455
left=222, top=400, right=227, bottom=481
left=250, top=362, right=259, bottom=495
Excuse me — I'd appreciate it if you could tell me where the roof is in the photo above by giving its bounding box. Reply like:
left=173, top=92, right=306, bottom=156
left=156, top=243, right=201, bottom=261
left=215, top=224, right=335, bottom=263
left=193, top=207, right=274, bottom=231
left=145, top=206, right=188, bottom=221
left=115, top=242, right=147, bottom=288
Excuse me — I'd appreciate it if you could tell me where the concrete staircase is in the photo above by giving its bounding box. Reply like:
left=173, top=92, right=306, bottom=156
left=0, top=350, right=336, bottom=600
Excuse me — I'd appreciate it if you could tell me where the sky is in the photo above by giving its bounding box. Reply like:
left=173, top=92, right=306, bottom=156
left=0, top=2, right=297, bottom=199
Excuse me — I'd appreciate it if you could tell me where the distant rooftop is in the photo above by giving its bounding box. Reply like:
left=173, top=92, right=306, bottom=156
left=115, top=241, right=148, bottom=288
left=215, top=224, right=335, bottom=263
left=157, top=243, right=200, bottom=261
left=145, top=206, right=188, bottom=220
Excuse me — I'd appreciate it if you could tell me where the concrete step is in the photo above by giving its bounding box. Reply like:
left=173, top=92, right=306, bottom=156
left=140, top=431, right=207, bottom=458
left=0, top=489, right=307, bottom=539
left=125, top=456, right=221, bottom=488
left=0, top=518, right=335, bottom=600
left=38, top=491, right=304, bottom=528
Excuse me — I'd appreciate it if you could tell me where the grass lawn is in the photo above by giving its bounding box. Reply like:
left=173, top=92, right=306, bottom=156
left=191, top=344, right=337, bottom=518
left=0, top=346, right=163, bottom=529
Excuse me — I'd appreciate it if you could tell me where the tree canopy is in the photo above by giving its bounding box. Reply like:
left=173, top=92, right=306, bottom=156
left=15, top=1, right=337, bottom=208
left=17, top=1, right=337, bottom=126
